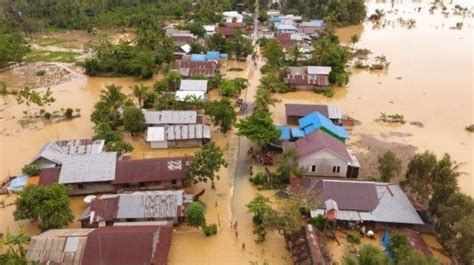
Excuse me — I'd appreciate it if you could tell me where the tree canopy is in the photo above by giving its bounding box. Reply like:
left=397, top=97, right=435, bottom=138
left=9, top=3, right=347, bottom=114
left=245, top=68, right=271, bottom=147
left=122, top=106, right=147, bottom=133
left=187, top=142, right=227, bottom=185
left=377, top=151, right=402, bottom=182
left=0, top=228, right=30, bottom=265
left=185, top=201, right=206, bottom=227
left=14, top=184, right=74, bottom=231
left=205, top=98, right=237, bottom=133
left=236, top=110, right=281, bottom=146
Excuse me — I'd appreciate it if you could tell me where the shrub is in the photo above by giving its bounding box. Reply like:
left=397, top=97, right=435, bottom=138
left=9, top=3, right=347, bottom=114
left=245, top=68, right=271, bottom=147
left=36, top=70, right=46, bottom=76
left=347, top=232, right=361, bottom=244
left=202, top=223, right=218, bottom=236
left=43, top=112, right=52, bottom=120
left=250, top=172, right=267, bottom=186
left=186, top=201, right=206, bottom=227
left=21, top=163, right=40, bottom=176
left=309, top=215, right=326, bottom=231
left=64, top=108, right=74, bottom=119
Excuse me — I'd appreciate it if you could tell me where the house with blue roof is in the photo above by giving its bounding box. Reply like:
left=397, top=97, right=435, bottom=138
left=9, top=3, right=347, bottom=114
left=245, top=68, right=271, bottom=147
left=190, top=51, right=227, bottom=62
left=299, top=112, right=348, bottom=142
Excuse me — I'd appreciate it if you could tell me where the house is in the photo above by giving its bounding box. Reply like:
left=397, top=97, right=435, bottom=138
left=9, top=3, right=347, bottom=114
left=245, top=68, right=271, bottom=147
left=297, top=178, right=424, bottom=226
left=171, top=60, right=219, bottom=77
left=284, top=130, right=359, bottom=178
left=204, top=25, right=216, bottom=35
left=216, top=26, right=238, bottom=38
left=38, top=155, right=189, bottom=194
left=174, top=43, right=192, bottom=59
left=189, top=51, right=227, bottom=62
left=286, top=224, right=331, bottom=265
left=179, top=79, right=208, bottom=93
left=142, top=110, right=199, bottom=126
left=285, top=104, right=342, bottom=125
left=284, top=66, right=332, bottom=89
left=31, top=139, right=105, bottom=169
left=146, top=124, right=211, bottom=148
left=80, top=190, right=193, bottom=227
left=298, top=20, right=324, bottom=35
left=58, top=152, right=118, bottom=194
left=275, top=23, right=297, bottom=33
left=26, top=224, right=173, bottom=265
left=223, top=11, right=245, bottom=23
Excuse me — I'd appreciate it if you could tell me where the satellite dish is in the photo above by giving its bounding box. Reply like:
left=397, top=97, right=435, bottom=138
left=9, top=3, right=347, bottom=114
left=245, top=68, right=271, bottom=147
left=83, top=195, right=97, bottom=204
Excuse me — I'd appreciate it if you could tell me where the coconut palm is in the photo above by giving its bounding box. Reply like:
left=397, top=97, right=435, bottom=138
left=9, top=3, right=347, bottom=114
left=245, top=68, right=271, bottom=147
left=289, top=44, right=302, bottom=66
left=312, top=39, right=330, bottom=65
left=131, top=84, right=149, bottom=108
left=186, top=94, right=204, bottom=110
left=100, top=84, right=128, bottom=108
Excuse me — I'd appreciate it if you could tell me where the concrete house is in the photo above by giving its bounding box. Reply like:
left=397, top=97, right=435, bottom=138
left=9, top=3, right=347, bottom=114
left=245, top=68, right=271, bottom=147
left=284, top=130, right=359, bottom=178
left=284, top=66, right=332, bottom=89
left=175, top=79, right=208, bottom=102
left=80, top=190, right=193, bottom=228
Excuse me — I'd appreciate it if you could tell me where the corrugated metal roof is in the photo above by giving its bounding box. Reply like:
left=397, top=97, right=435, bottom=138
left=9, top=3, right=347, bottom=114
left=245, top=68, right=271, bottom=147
left=32, top=139, right=105, bottom=166
left=116, top=191, right=184, bottom=219
left=146, top=127, right=165, bottom=142
left=285, top=104, right=330, bottom=118
left=142, top=110, right=197, bottom=125
left=307, top=66, right=331, bottom=75
left=179, top=79, right=208, bottom=92
left=175, top=90, right=206, bottom=101
left=114, top=157, right=189, bottom=184
left=39, top=167, right=61, bottom=185
left=327, top=105, right=342, bottom=120
left=58, top=152, right=117, bottom=184
left=278, top=127, right=291, bottom=140
left=299, top=112, right=348, bottom=140
left=293, top=130, right=351, bottom=161
left=165, top=124, right=210, bottom=140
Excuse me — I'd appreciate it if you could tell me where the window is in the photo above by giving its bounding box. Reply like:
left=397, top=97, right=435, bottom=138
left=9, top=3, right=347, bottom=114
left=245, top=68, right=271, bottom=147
left=337, top=166, right=341, bottom=173
left=311, top=165, right=316, bottom=172
left=171, top=179, right=177, bottom=185
left=78, top=184, right=84, bottom=190
left=332, top=166, right=337, bottom=173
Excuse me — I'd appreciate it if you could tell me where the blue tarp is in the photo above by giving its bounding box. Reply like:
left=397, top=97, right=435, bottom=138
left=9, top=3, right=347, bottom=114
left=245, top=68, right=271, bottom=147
left=278, top=127, right=291, bottom=141
left=290, top=128, right=305, bottom=138
left=299, top=112, right=348, bottom=140
left=206, top=51, right=220, bottom=60
left=190, top=54, right=207, bottom=62
left=219, top=53, right=228, bottom=59
left=8, top=175, right=28, bottom=191
left=381, top=229, right=394, bottom=259
left=310, top=19, right=324, bottom=27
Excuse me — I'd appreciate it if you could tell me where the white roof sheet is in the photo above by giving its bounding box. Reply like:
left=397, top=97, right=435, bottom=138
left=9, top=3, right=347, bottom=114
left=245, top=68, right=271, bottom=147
left=58, top=152, right=117, bottom=184
left=327, top=105, right=342, bottom=120
left=180, top=44, right=191, bottom=54
left=175, top=91, right=206, bottom=101
left=307, top=66, right=332, bottom=75
left=116, top=191, right=184, bottom=219
left=142, top=110, right=197, bottom=125
left=179, top=79, right=208, bottom=92
left=165, top=124, right=211, bottom=140
left=146, top=127, right=166, bottom=142
left=203, top=25, right=216, bottom=32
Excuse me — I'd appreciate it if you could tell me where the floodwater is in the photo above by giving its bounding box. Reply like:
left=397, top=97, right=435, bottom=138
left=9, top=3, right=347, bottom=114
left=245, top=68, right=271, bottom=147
left=273, top=0, right=473, bottom=196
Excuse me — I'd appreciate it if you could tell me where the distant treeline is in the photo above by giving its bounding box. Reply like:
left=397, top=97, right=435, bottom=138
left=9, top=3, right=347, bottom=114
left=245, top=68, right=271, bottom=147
left=282, top=0, right=366, bottom=26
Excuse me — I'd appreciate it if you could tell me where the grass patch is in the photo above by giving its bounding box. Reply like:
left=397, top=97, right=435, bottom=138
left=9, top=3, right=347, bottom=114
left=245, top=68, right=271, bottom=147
left=32, top=37, right=69, bottom=47
left=24, top=50, right=80, bottom=63
left=314, top=86, right=335, bottom=97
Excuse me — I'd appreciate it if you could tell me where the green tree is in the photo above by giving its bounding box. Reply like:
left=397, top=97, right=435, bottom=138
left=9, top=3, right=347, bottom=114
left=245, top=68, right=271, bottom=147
left=91, top=84, right=130, bottom=129
left=262, top=39, right=285, bottom=69
left=274, top=149, right=304, bottom=185
left=230, top=32, right=253, bottom=59
left=254, top=88, right=275, bottom=112
left=453, top=213, right=474, bottom=264
left=351, top=34, right=360, bottom=49
left=205, top=98, right=237, bottom=133
left=14, top=184, right=74, bottom=231
left=185, top=201, right=206, bottom=227
left=122, top=106, right=147, bottom=133
left=131, top=84, right=149, bottom=108
left=403, top=151, right=437, bottom=200
left=0, top=26, right=30, bottom=68
left=289, top=44, right=303, bottom=66
left=187, top=22, right=206, bottom=37
left=21, top=163, right=40, bottom=176
left=429, top=154, right=461, bottom=217
left=16, top=87, right=56, bottom=115
left=164, top=71, right=182, bottom=92
left=377, top=150, right=402, bottom=182
left=312, top=37, right=351, bottom=86
left=259, top=72, right=288, bottom=93
left=208, top=32, right=228, bottom=52
left=342, top=245, right=389, bottom=265
left=0, top=228, right=30, bottom=265
left=187, top=142, right=227, bottom=186
left=236, top=111, right=281, bottom=146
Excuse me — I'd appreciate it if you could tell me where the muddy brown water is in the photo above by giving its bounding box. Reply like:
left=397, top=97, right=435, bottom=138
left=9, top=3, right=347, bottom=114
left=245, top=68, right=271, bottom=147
left=0, top=0, right=471, bottom=262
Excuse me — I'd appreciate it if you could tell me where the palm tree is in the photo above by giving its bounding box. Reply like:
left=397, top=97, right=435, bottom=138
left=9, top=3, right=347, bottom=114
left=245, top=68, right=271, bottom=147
left=187, top=94, right=203, bottom=110
left=100, top=84, right=128, bottom=108
left=375, top=55, right=387, bottom=65
left=254, top=88, right=275, bottom=112
left=131, top=84, right=149, bottom=108
left=289, top=44, right=302, bottom=66
left=312, top=39, right=330, bottom=65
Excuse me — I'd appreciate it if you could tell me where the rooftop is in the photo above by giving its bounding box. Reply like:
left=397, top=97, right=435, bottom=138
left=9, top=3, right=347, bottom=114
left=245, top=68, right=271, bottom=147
left=285, top=104, right=342, bottom=120
left=114, top=157, right=189, bottom=184
left=142, top=110, right=197, bottom=125
left=32, top=139, right=105, bottom=166
left=175, top=90, right=206, bottom=101
left=299, top=112, right=348, bottom=140
left=291, top=130, right=352, bottom=161
left=58, top=152, right=117, bottom=184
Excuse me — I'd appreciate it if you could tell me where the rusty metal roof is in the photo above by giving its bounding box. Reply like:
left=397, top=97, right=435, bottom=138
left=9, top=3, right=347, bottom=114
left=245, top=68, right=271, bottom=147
left=39, top=167, right=61, bottom=185
left=292, top=130, right=351, bottom=161
left=82, top=225, right=172, bottom=265
left=285, top=104, right=330, bottom=118
left=114, top=157, right=189, bottom=184
left=89, top=197, right=119, bottom=222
